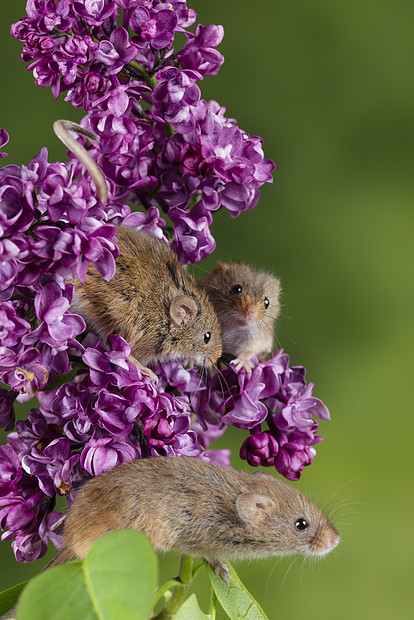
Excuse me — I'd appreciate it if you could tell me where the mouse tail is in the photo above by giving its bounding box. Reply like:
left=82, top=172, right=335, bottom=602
left=53, top=119, right=108, bottom=204
left=44, top=545, right=74, bottom=570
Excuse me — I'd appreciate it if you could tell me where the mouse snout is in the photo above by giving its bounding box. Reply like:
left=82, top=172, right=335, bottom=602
left=308, top=524, right=341, bottom=556
left=320, top=530, right=341, bottom=555
left=328, top=532, right=341, bottom=550
left=239, top=297, right=260, bottom=322
left=203, top=341, right=222, bottom=367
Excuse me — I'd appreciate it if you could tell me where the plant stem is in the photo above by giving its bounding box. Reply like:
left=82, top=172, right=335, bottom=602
left=153, top=579, right=182, bottom=608
left=127, top=61, right=157, bottom=88
left=153, top=555, right=194, bottom=619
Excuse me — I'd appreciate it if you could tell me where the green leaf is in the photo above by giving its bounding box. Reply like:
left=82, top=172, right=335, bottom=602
left=206, top=562, right=269, bottom=620
left=42, top=367, right=81, bottom=391
left=0, top=581, right=28, bottom=617
left=174, top=594, right=210, bottom=620
left=16, top=530, right=158, bottom=620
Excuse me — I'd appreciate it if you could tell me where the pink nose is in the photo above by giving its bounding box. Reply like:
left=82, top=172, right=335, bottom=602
left=330, top=533, right=341, bottom=549
left=243, top=305, right=257, bottom=320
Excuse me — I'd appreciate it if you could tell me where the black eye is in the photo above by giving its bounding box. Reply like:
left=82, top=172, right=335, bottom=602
left=295, top=518, right=308, bottom=531
left=263, top=297, right=270, bottom=309
left=230, top=285, right=242, bottom=294
left=204, top=331, right=211, bottom=344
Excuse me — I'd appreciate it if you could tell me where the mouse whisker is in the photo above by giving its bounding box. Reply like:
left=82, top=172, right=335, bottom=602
left=299, top=555, right=308, bottom=587
left=281, top=557, right=297, bottom=589
left=195, top=365, right=207, bottom=394
left=325, top=479, right=358, bottom=506
left=265, top=557, right=282, bottom=591
left=212, top=363, right=232, bottom=399
left=325, top=500, right=363, bottom=522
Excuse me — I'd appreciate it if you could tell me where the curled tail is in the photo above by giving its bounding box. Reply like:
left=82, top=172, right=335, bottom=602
left=43, top=545, right=74, bottom=570
left=53, top=119, right=108, bottom=204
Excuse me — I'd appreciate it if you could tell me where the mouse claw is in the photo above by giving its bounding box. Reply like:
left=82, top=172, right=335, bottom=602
left=207, top=559, right=230, bottom=583
left=231, top=355, right=254, bottom=373
left=128, top=355, right=159, bottom=383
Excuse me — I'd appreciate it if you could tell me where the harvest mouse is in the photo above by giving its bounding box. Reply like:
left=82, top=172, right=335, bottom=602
left=198, top=262, right=281, bottom=371
left=49, top=456, right=340, bottom=582
left=53, top=121, right=222, bottom=380
left=71, top=226, right=222, bottom=380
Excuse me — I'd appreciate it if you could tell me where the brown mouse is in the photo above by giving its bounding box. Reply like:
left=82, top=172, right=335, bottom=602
left=198, top=262, right=281, bottom=371
left=50, top=456, right=340, bottom=582
left=52, top=121, right=222, bottom=380
left=71, top=226, right=222, bottom=380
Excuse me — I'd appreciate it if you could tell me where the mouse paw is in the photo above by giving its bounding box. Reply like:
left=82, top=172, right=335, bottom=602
left=128, top=355, right=158, bottom=383
left=231, top=355, right=254, bottom=373
left=206, top=558, right=230, bottom=583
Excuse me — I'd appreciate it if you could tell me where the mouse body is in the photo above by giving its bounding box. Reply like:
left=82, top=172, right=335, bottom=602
left=71, top=227, right=222, bottom=378
left=199, top=262, right=281, bottom=371
left=52, top=121, right=222, bottom=379
left=54, top=456, right=340, bottom=581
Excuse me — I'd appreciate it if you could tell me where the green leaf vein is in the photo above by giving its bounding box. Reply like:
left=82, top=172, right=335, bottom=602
left=82, top=555, right=104, bottom=619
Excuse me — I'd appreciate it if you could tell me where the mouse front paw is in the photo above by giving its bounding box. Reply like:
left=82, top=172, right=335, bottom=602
left=128, top=355, right=159, bottom=383
left=231, top=355, right=254, bottom=373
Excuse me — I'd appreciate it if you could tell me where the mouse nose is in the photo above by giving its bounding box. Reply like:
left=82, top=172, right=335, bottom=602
left=329, top=533, right=341, bottom=549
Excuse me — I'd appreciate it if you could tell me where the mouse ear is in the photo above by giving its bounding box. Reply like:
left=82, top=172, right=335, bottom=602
left=213, top=262, right=228, bottom=274
left=236, top=492, right=276, bottom=525
left=170, top=295, right=198, bottom=327
left=251, top=470, right=271, bottom=478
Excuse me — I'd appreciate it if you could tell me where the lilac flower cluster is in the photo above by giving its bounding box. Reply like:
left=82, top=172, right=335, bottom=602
left=0, top=1, right=330, bottom=563
left=0, top=138, right=120, bottom=411
left=1, top=341, right=329, bottom=562
left=156, top=350, right=330, bottom=481
left=12, top=0, right=275, bottom=264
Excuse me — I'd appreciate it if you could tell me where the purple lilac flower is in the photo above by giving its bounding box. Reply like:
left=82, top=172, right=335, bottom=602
left=178, top=24, right=224, bottom=75
left=0, top=347, right=49, bottom=398
left=0, top=389, right=17, bottom=432
left=21, top=282, right=85, bottom=349
left=0, top=444, right=22, bottom=495
left=22, top=438, right=80, bottom=497
left=194, top=350, right=329, bottom=477
left=0, top=129, right=9, bottom=159
left=73, top=1, right=118, bottom=27
left=240, top=430, right=279, bottom=467
left=122, top=206, right=167, bottom=241
left=0, top=165, right=35, bottom=237
left=81, top=435, right=139, bottom=476
left=0, top=302, right=31, bottom=347
left=170, top=203, right=216, bottom=264
left=274, top=436, right=315, bottom=481
left=130, top=6, right=178, bottom=49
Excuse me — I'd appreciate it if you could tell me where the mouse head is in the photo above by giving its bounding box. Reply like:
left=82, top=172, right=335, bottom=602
left=201, top=262, right=281, bottom=331
left=237, top=471, right=340, bottom=558
left=161, top=291, right=222, bottom=367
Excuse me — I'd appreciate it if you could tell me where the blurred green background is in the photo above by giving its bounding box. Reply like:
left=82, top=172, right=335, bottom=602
left=1, top=1, right=413, bottom=618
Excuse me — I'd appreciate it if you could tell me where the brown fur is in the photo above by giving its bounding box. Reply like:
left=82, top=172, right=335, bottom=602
left=56, top=457, right=339, bottom=567
left=71, top=227, right=222, bottom=367
left=198, top=262, right=281, bottom=365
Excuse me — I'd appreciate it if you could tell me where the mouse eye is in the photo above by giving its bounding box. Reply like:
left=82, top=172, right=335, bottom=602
left=263, top=297, right=270, bottom=309
left=230, top=285, right=242, bottom=295
left=295, top=518, right=308, bottom=531
left=204, top=331, right=211, bottom=344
